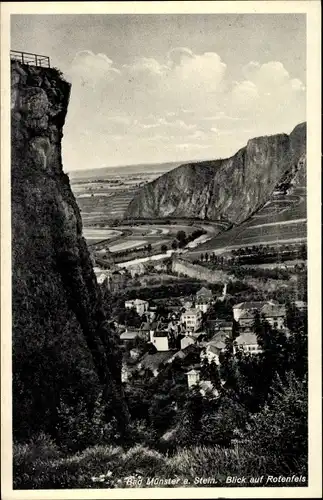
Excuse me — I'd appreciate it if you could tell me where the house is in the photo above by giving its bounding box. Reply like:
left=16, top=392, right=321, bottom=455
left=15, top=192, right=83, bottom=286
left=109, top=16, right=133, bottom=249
left=195, top=287, right=213, bottom=313
left=196, top=286, right=213, bottom=301
left=233, top=331, right=262, bottom=355
left=261, top=302, right=286, bottom=329
left=199, top=380, right=220, bottom=398
left=207, top=319, right=233, bottom=338
left=294, top=300, right=307, bottom=312
left=233, top=301, right=286, bottom=330
left=196, top=299, right=211, bottom=314
left=186, top=369, right=220, bottom=397
left=180, top=333, right=196, bottom=350
left=96, top=273, right=107, bottom=285
left=120, top=329, right=140, bottom=342
left=125, top=298, right=149, bottom=316
left=149, top=330, right=169, bottom=351
left=200, top=340, right=226, bottom=365
left=137, top=351, right=175, bottom=377
left=128, top=263, right=146, bottom=278
left=186, top=369, right=200, bottom=388
left=181, top=308, right=202, bottom=331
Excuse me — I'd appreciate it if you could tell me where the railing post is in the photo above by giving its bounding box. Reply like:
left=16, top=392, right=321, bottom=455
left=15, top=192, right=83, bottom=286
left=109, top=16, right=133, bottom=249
left=35, top=54, right=38, bottom=66
left=21, top=52, right=24, bottom=64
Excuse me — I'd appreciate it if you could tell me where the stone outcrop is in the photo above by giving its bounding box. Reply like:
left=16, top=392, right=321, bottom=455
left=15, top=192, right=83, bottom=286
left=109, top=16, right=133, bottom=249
left=11, top=61, right=128, bottom=439
left=125, top=123, right=306, bottom=224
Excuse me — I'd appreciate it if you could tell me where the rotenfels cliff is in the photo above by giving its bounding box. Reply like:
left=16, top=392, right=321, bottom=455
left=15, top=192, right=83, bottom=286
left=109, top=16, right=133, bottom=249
left=125, top=122, right=306, bottom=223
left=11, top=61, right=129, bottom=440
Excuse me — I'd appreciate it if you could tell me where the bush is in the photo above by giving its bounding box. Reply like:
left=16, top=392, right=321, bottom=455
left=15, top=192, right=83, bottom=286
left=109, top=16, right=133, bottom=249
left=55, top=392, right=120, bottom=453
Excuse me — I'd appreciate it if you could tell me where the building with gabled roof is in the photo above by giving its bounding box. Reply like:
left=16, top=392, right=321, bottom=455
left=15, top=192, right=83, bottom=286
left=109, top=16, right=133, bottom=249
left=233, top=330, right=262, bottom=355
left=233, top=300, right=286, bottom=330
left=196, top=286, right=213, bottom=300
left=200, top=339, right=226, bottom=365
left=125, top=298, right=149, bottom=316
left=181, top=308, right=203, bottom=331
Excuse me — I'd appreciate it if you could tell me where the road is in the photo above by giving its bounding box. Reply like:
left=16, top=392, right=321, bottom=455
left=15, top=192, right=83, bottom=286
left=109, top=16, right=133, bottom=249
left=187, top=236, right=307, bottom=257
left=247, top=218, right=307, bottom=230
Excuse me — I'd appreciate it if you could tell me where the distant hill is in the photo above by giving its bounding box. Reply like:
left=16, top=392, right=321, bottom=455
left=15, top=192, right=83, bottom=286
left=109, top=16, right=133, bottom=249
left=125, top=123, right=306, bottom=226
left=68, top=161, right=184, bottom=180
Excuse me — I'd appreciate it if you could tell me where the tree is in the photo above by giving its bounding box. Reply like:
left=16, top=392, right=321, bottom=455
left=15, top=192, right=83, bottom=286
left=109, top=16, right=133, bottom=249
left=161, top=244, right=168, bottom=253
left=176, top=230, right=186, bottom=243
left=246, top=373, right=307, bottom=472
left=171, top=240, right=178, bottom=250
left=176, top=389, right=204, bottom=445
left=147, top=243, right=152, bottom=254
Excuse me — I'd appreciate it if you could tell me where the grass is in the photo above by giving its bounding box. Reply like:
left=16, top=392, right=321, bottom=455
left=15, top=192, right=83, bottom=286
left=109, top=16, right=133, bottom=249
left=13, top=437, right=303, bottom=490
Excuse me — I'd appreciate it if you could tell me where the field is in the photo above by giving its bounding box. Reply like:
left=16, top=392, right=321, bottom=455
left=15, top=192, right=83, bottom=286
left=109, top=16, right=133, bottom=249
left=188, top=186, right=307, bottom=255
left=70, top=162, right=307, bottom=262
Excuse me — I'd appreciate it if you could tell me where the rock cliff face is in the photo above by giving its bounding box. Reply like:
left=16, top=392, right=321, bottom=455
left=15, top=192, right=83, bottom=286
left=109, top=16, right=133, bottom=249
left=125, top=123, right=306, bottom=223
left=11, top=61, right=128, bottom=439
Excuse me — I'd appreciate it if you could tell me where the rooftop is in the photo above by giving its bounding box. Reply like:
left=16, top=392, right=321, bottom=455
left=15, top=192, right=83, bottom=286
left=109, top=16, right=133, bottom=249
left=120, top=331, right=140, bottom=340
left=235, top=331, right=259, bottom=346
left=139, top=351, right=175, bottom=371
left=233, top=301, right=266, bottom=310
left=196, top=287, right=213, bottom=298
left=294, top=300, right=307, bottom=309
left=125, top=298, right=149, bottom=305
left=182, top=308, right=201, bottom=316
left=186, top=369, right=200, bottom=375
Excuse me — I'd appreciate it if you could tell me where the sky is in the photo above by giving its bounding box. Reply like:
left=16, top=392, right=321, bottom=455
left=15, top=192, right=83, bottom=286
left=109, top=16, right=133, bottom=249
left=11, top=14, right=306, bottom=171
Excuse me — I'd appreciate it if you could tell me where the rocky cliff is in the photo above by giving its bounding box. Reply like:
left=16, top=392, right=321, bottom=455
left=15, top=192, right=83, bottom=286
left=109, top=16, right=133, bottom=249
left=125, top=123, right=306, bottom=223
left=11, top=61, right=128, bottom=440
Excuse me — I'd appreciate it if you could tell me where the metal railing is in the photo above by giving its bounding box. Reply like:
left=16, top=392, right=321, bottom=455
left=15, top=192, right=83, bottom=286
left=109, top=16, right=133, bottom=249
left=10, top=50, right=50, bottom=68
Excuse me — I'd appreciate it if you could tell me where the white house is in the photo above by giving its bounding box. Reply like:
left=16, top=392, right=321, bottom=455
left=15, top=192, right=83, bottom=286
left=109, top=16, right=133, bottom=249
left=96, top=273, right=107, bottom=285
left=125, top=298, right=149, bottom=316
left=149, top=330, right=169, bottom=351
left=196, top=300, right=210, bottom=314
left=186, top=369, right=200, bottom=388
left=233, top=331, right=262, bottom=355
left=181, top=308, right=202, bottom=331
left=195, top=287, right=213, bottom=313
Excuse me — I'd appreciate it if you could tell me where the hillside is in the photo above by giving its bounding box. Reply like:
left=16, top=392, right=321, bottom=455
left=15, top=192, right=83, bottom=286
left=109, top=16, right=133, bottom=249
left=125, top=123, right=306, bottom=225
left=11, top=61, right=129, bottom=440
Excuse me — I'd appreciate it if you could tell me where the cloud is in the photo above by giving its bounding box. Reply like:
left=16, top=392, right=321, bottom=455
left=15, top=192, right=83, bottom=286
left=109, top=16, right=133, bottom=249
left=68, top=50, right=120, bottom=88
left=232, top=80, right=259, bottom=103
left=123, top=57, right=169, bottom=78
left=170, top=50, right=226, bottom=94
left=242, top=60, right=305, bottom=94
left=139, top=118, right=197, bottom=131
left=63, top=49, right=306, bottom=169
left=167, top=47, right=195, bottom=66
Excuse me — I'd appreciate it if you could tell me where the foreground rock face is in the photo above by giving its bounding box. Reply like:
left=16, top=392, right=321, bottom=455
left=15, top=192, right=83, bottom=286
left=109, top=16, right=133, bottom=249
left=125, top=123, right=306, bottom=223
left=11, top=61, right=128, bottom=439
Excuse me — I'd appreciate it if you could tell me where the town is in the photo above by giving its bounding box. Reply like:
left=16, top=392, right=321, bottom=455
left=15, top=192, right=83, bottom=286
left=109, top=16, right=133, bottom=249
left=93, top=246, right=307, bottom=399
